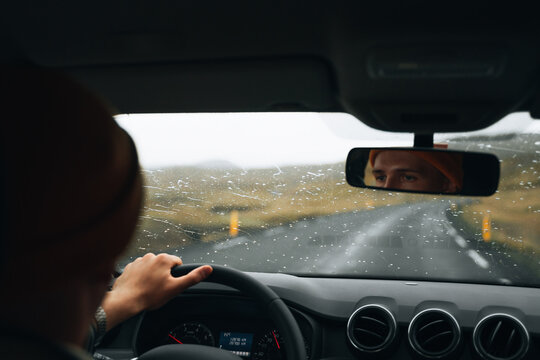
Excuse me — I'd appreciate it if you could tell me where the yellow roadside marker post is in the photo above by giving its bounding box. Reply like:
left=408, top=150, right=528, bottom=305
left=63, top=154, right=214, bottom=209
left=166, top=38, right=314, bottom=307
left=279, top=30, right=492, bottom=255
left=229, top=210, right=239, bottom=237
left=482, top=214, right=491, bottom=242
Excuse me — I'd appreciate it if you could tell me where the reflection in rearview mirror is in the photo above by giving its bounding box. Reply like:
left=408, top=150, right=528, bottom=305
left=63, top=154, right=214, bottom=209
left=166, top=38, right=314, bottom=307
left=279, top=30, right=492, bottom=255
left=346, top=148, right=500, bottom=196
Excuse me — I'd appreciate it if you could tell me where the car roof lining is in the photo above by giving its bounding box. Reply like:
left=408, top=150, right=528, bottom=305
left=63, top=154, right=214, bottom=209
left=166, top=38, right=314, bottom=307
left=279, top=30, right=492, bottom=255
left=3, top=1, right=540, bottom=133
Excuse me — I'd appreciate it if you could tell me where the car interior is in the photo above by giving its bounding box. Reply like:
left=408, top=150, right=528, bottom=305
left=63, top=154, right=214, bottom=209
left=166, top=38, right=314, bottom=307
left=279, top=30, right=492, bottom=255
left=2, top=1, right=540, bottom=360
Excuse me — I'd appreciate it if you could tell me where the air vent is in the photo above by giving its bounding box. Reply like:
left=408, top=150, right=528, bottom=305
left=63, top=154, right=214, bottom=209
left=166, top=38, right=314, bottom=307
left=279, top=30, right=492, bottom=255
left=408, top=309, right=461, bottom=358
left=473, top=314, right=529, bottom=360
left=347, top=304, right=397, bottom=353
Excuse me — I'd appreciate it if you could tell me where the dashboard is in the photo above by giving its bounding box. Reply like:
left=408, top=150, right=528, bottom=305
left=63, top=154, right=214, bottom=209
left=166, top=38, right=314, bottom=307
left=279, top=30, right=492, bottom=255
left=97, top=273, right=540, bottom=360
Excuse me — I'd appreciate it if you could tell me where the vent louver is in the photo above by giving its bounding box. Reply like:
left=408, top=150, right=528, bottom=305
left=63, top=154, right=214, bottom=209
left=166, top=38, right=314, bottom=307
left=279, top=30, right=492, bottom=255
left=347, top=304, right=397, bottom=353
left=473, top=314, right=529, bottom=360
left=408, top=309, right=461, bottom=358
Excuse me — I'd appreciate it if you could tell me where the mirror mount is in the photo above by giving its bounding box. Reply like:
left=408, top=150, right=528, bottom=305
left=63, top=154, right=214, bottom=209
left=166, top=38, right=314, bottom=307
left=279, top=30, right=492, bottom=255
left=413, top=133, right=434, bottom=148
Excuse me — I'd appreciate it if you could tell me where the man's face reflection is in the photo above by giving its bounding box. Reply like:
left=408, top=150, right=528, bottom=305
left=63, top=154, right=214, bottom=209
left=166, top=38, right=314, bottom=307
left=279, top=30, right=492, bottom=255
left=371, top=151, right=458, bottom=193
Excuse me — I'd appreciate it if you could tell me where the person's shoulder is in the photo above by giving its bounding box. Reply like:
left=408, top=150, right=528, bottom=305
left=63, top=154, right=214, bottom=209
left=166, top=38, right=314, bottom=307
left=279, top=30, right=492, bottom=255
left=0, top=332, right=93, bottom=360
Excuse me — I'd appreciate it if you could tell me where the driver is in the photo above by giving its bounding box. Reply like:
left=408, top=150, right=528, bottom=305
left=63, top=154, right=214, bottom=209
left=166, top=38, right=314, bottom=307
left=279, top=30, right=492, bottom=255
left=0, top=67, right=212, bottom=359
left=369, top=149, right=463, bottom=193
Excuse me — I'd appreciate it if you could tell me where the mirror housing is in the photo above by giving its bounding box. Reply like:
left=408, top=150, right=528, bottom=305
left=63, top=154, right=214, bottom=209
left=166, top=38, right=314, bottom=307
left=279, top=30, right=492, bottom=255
left=346, top=148, right=500, bottom=196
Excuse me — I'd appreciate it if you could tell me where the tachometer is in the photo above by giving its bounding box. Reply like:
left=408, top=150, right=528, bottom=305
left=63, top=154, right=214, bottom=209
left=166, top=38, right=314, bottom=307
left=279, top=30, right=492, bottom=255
left=167, top=322, right=215, bottom=346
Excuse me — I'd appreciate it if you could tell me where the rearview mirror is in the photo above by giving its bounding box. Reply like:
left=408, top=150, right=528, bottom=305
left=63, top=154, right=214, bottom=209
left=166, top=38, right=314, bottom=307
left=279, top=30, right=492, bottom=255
left=346, top=148, right=500, bottom=196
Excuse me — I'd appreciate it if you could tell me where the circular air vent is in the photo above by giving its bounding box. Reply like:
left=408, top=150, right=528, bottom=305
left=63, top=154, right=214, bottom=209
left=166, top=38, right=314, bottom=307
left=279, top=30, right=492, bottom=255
left=408, top=309, right=461, bottom=359
left=347, top=304, right=397, bottom=353
left=473, top=314, right=529, bottom=360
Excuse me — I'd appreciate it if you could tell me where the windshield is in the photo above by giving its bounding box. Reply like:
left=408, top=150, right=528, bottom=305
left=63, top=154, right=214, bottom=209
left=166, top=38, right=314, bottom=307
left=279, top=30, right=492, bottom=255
left=117, top=112, right=540, bottom=287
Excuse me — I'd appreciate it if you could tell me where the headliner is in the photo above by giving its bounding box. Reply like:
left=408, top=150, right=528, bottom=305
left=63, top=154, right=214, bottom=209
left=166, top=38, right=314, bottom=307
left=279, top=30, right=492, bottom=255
left=2, top=1, right=540, bottom=132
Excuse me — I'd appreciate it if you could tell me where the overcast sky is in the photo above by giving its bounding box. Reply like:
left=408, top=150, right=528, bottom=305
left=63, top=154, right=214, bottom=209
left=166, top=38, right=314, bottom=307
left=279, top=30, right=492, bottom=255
left=116, top=112, right=538, bottom=169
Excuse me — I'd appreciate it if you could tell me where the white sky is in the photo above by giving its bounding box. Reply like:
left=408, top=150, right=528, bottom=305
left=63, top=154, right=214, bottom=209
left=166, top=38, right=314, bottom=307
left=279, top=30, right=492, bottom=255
left=116, top=112, right=538, bottom=169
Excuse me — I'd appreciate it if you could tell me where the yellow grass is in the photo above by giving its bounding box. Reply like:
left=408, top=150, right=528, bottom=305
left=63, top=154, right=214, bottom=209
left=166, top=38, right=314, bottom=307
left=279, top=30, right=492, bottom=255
left=125, top=159, right=540, bottom=259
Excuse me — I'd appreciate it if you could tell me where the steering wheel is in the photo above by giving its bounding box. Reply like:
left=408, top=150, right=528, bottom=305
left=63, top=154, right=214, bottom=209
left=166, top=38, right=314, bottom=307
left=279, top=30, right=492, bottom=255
left=137, top=264, right=306, bottom=360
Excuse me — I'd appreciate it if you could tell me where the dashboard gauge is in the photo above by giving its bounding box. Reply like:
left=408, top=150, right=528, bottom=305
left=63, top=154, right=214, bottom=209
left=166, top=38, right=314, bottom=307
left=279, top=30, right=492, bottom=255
left=167, top=322, right=215, bottom=346
left=252, top=330, right=285, bottom=360
left=252, top=329, right=312, bottom=360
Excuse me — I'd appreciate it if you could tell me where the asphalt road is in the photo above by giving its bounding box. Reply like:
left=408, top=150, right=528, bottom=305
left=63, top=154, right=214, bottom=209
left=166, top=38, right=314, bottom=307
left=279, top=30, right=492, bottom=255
left=177, top=201, right=537, bottom=285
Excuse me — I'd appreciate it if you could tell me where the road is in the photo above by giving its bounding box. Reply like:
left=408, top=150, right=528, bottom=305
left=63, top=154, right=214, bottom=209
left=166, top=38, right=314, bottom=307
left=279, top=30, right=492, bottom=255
left=177, top=201, right=536, bottom=285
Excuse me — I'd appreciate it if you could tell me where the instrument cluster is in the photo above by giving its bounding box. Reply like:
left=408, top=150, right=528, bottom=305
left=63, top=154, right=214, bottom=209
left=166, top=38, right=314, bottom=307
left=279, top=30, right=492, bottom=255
left=165, top=321, right=288, bottom=359
left=134, top=294, right=314, bottom=360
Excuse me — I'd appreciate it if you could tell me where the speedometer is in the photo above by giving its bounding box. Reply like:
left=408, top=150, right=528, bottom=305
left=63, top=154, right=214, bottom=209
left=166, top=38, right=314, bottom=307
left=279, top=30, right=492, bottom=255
left=167, top=322, right=215, bottom=346
left=252, top=330, right=284, bottom=360
left=252, top=329, right=311, bottom=360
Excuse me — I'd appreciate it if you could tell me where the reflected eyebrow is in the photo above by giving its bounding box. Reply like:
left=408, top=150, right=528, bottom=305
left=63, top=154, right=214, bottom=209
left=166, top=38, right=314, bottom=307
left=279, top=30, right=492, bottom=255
left=373, top=168, right=422, bottom=173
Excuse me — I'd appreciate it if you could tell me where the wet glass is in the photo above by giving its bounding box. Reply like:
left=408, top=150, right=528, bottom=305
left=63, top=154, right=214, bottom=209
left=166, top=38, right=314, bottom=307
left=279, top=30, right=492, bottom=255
left=117, top=112, right=540, bottom=287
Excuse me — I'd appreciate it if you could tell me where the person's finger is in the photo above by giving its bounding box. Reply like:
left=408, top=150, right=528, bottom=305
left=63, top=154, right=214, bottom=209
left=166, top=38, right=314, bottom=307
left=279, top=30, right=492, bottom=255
left=155, top=253, right=182, bottom=267
left=174, top=265, right=213, bottom=291
left=136, top=253, right=155, bottom=263
left=168, top=254, right=182, bottom=266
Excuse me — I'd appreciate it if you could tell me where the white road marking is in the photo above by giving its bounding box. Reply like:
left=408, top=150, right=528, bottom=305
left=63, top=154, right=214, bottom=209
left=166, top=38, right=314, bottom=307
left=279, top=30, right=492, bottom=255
left=443, top=222, right=490, bottom=268
left=467, top=249, right=490, bottom=269
left=454, top=235, right=467, bottom=248
left=445, top=225, right=467, bottom=247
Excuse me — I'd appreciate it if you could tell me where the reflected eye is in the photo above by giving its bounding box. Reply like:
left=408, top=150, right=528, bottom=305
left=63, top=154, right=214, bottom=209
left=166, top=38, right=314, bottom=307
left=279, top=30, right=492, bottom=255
left=401, top=174, right=417, bottom=182
left=374, top=175, right=386, bottom=182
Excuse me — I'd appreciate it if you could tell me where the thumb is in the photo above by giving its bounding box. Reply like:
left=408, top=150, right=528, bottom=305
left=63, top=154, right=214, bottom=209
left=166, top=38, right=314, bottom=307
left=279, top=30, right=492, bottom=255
left=174, top=265, right=213, bottom=292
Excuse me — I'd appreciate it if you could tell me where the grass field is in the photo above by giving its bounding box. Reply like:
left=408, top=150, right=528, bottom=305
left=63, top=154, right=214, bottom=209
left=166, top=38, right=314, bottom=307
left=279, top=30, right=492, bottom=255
left=450, top=150, right=540, bottom=251
left=127, top=163, right=425, bottom=257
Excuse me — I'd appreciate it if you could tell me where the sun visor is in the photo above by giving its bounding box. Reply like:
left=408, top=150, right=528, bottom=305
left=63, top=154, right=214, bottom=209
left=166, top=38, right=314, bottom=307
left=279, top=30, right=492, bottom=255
left=337, top=39, right=540, bottom=133
left=67, top=58, right=339, bottom=115
left=366, top=103, right=509, bottom=133
left=529, top=93, right=540, bottom=119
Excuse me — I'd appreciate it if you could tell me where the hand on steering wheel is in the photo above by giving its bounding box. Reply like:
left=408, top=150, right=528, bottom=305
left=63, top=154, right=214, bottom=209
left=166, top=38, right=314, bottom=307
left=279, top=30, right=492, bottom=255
left=137, top=264, right=306, bottom=360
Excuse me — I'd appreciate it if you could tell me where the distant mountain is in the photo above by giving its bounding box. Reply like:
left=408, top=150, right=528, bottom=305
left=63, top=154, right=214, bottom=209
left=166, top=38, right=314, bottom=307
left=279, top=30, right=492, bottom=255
left=193, top=159, right=241, bottom=169
left=448, top=133, right=518, bottom=143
